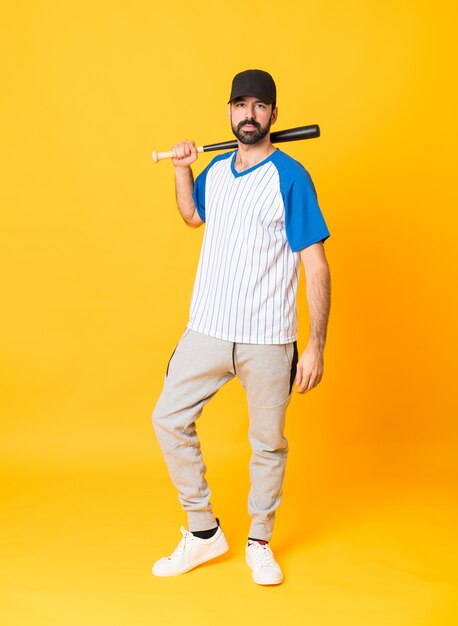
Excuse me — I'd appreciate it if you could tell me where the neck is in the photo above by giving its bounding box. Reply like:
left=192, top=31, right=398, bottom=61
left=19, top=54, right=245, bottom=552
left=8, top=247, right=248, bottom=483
left=235, top=135, right=275, bottom=170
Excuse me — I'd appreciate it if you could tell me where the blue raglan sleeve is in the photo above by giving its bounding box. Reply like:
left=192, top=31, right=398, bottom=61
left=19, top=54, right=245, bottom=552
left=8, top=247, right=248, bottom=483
left=192, top=164, right=210, bottom=223
left=280, top=162, right=330, bottom=253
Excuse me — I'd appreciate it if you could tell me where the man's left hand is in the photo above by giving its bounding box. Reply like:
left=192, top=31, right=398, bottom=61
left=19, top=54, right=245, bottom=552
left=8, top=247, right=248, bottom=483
left=295, top=345, right=324, bottom=394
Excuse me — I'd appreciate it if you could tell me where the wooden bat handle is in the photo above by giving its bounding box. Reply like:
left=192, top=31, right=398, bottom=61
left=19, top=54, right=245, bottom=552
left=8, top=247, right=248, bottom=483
left=152, top=146, right=204, bottom=163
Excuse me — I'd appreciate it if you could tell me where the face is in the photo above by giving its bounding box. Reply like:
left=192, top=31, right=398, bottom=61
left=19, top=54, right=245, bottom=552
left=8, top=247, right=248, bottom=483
left=229, top=96, right=278, bottom=145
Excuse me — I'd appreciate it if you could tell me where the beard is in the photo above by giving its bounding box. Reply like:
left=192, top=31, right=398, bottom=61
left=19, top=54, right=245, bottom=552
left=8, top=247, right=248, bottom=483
left=231, top=117, right=272, bottom=145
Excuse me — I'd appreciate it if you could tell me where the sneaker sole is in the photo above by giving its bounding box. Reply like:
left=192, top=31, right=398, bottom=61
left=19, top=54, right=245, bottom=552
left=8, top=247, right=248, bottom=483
left=152, top=539, right=229, bottom=577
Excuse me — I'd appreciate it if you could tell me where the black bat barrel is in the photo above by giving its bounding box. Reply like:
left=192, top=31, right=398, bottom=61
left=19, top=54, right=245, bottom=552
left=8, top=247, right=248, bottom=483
left=202, top=124, right=320, bottom=153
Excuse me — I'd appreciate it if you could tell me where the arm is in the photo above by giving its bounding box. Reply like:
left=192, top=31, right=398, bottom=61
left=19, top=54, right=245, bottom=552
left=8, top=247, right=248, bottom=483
left=171, top=141, right=204, bottom=229
left=295, top=242, right=331, bottom=394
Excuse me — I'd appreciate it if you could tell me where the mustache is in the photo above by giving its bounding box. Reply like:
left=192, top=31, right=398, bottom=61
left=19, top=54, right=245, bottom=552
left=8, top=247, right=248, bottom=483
left=237, top=119, right=261, bottom=131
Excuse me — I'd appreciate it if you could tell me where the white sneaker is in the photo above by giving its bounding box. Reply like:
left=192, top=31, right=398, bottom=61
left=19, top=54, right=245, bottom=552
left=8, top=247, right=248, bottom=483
left=152, top=526, right=229, bottom=576
left=246, top=540, right=283, bottom=585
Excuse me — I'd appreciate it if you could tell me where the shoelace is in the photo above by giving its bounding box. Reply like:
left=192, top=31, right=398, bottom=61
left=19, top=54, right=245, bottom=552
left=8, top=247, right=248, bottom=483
left=249, top=542, right=277, bottom=568
left=168, top=527, right=194, bottom=560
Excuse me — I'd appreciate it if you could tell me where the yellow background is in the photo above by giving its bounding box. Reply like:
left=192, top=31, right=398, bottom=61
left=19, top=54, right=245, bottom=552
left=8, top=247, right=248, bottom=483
left=1, top=1, right=457, bottom=624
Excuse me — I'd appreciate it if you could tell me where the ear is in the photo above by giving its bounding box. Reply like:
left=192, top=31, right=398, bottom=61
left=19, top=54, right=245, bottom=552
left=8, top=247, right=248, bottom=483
left=227, top=104, right=231, bottom=120
left=271, top=106, right=278, bottom=125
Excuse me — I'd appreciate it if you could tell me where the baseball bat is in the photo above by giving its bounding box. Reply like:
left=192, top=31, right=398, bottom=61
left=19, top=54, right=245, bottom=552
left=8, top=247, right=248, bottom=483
left=151, top=124, right=320, bottom=163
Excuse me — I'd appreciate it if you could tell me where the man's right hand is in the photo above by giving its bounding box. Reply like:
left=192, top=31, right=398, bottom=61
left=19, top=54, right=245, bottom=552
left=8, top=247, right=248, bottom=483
left=171, top=140, right=198, bottom=168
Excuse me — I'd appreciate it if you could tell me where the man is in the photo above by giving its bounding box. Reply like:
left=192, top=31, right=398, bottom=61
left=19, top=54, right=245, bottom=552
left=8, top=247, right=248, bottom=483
left=152, top=69, right=331, bottom=585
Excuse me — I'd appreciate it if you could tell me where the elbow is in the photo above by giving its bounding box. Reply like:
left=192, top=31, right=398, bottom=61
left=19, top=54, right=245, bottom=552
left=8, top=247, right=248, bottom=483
left=305, top=263, right=331, bottom=294
left=189, top=207, right=204, bottom=228
left=183, top=212, right=203, bottom=229
left=305, top=259, right=330, bottom=278
left=182, top=215, right=194, bottom=228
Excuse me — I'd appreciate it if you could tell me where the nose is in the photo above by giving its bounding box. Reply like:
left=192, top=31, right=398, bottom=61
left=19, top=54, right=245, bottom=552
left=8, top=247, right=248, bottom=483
left=244, top=102, right=256, bottom=118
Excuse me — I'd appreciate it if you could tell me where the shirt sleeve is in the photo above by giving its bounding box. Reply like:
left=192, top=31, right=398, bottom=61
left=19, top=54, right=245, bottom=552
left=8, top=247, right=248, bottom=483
left=192, top=152, right=235, bottom=223
left=281, top=164, right=330, bottom=253
left=192, top=165, right=210, bottom=223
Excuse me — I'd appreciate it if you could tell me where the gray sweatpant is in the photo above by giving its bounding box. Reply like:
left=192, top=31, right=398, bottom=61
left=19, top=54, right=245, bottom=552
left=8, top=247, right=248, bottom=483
left=152, top=327, right=298, bottom=541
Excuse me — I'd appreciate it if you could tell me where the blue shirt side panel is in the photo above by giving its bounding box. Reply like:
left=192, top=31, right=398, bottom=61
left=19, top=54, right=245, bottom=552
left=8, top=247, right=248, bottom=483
left=272, top=150, right=331, bottom=253
left=192, top=151, right=235, bottom=223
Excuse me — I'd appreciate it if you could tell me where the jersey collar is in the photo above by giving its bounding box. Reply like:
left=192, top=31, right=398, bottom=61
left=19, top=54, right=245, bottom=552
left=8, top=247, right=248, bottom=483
left=230, top=148, right=278, bottom=178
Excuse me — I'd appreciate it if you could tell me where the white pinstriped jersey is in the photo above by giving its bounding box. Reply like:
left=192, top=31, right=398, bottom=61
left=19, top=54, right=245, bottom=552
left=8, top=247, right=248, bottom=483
left=187, top=149, right=330, bottom=344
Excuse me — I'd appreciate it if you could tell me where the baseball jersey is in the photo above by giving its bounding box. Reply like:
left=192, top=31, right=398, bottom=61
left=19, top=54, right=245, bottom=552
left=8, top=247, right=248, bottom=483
left=187, top=148, right=330, bottom=344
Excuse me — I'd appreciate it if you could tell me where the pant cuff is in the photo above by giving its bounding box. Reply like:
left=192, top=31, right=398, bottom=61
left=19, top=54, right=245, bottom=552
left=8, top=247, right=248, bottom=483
left=249, top=522, right=273, bottom=542
left=187, top=511, right=218, bottom=533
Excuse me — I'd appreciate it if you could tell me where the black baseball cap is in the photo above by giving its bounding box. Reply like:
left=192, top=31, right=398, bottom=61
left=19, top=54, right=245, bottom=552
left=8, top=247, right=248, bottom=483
left=228, top=69, right=276, bottom=105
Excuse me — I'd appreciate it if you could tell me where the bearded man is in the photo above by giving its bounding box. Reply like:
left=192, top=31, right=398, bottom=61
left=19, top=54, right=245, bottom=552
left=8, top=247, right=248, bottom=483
left=151, top=69, right=331, bottom=585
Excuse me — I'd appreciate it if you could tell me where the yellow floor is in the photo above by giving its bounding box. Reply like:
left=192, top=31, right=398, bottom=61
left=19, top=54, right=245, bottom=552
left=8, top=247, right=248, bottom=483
left=1, top=460, right=457, bottom=626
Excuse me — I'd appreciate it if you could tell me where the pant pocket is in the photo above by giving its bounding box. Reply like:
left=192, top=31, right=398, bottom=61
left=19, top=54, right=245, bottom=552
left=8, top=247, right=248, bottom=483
left=165, top=327, right=191, bottom=378
left=165, top=346, right=177, bottom=378
left=289, top=341, right=298, bottom=394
